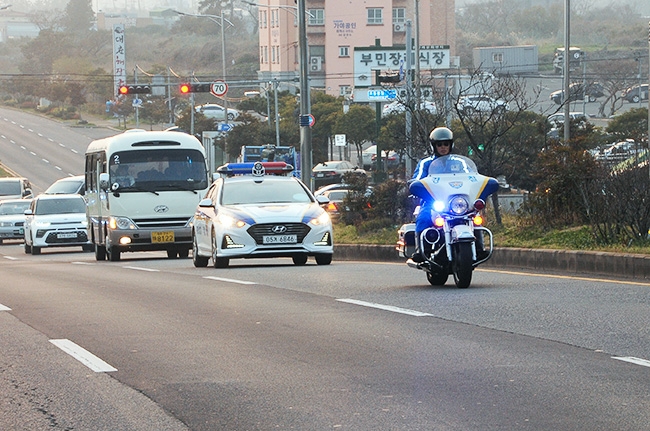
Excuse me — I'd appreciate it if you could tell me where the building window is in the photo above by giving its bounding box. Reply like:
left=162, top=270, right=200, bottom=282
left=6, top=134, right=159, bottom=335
left=493, top=52, right=504, bottom=63
left=271, top=46, right=276, bottom=63
left=367, top=8, right=383, bottom=25
left=339, top=46, right=349, bottom=57
left=271, top=9, right=278, bottom=27
left=339, top=85, right=351, bottom=96
left=392, top=7, right=405, bottom=24
left=260, top=10, right=267, bottom=29
left=308, top=9, right=325, bottom=26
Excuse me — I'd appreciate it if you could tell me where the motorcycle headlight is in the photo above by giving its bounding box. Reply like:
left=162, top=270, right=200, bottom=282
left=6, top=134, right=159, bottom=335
left=449, top=196, right=469, bottom=215
left=433, top=200, right=445, bottom=212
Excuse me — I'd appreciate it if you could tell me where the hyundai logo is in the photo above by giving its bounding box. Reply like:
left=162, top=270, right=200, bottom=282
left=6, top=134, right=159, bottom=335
left=271, top=225, right=287, bottom=234
left=154, top=205, right=169, bottom=213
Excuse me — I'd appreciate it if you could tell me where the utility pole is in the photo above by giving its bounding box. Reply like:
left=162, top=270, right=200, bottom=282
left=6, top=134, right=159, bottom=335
left=297, top=0, right=312, bottom=190
left=405, top=20, right=413, bottom=177
left=563, top=0, right=571, bottom=143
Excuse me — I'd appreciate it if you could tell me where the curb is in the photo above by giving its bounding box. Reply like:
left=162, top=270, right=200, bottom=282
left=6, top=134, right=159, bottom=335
left=333, top=244, right=650, bottom=281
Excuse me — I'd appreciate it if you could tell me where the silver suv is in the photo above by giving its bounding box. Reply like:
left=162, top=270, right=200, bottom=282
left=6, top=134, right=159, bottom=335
left=457, top=95, right=509, bottom=115
left=0, top=177, right=33, bottom=200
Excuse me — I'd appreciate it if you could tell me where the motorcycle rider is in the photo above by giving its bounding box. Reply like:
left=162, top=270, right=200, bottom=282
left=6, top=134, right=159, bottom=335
left=410, top=127, right=454, bottom=262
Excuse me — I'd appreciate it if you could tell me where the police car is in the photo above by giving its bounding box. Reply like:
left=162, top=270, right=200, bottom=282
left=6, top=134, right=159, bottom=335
left=192, top=161, right=333, bottom=268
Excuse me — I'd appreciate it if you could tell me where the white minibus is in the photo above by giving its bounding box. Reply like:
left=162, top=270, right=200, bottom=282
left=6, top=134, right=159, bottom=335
left=85, top=130, right=209, bottom=261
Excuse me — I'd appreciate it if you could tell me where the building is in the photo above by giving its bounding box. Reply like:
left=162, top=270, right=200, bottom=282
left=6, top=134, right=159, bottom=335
left=257, top=0, right=455, bottom=97
left=473, top=45, right=538, bottom=75
left=0, top=11, right=40, bottom=42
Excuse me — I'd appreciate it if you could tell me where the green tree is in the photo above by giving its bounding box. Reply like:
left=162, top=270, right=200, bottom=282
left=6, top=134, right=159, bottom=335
left=606, top=107, right=648, bottom=145
left=310, top=92, right=342, bottom=163
left=60, top=0, right=95, bottom=33
left=224, top=114, right=277, bottom=160
left=334, top=104, right=376, bottom=164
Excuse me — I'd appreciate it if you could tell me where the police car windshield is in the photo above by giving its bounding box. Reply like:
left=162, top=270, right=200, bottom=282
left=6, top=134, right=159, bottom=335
left=221, top=180, right=312, bottom=205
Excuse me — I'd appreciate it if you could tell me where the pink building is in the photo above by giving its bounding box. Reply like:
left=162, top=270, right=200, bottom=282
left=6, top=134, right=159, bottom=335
left=257, top=0, right=456, bottom=97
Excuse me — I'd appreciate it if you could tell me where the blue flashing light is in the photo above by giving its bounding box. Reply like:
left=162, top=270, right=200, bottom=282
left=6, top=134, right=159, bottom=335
left=217, top=161, right=295, bottom=176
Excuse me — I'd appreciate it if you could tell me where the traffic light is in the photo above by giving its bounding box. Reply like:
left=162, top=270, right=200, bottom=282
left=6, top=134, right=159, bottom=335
left=179, top=83, right=211, bottom=94
left=117, top=84, right=151, bottom=96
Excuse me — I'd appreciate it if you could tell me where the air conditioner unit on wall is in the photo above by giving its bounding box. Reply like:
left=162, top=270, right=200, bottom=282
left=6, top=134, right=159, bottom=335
left=393, top=23, right=405, bottom=33
left=310, top=56, right=322, bottom=72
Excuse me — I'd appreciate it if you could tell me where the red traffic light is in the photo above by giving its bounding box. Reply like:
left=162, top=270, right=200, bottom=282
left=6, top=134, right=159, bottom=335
left=179, top=83, right=211, bottom=94
left=179, top=83, right=191, bottom=94
left=117, top=84, right=151, bottom=96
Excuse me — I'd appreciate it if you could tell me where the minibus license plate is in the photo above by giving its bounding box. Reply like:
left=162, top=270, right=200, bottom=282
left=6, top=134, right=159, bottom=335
left=263, top=235, right=297, bottom=244
left=152, top=231, right=174, bottom=243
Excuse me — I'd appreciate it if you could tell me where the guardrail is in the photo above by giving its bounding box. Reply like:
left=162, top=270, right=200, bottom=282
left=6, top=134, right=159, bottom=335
left=334, top=244, right=650, bottom=281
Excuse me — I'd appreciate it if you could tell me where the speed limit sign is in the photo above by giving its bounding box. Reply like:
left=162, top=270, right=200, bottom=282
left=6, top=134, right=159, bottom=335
left=210, top=80, right=228, bottom=97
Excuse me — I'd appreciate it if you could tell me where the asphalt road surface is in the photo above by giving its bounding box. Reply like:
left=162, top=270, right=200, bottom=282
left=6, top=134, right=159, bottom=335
left=2, top=245, right=650, bottom=430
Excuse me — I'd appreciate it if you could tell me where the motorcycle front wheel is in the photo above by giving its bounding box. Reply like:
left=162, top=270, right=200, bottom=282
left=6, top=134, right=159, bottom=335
left=452, top=242, right=473, bottom=288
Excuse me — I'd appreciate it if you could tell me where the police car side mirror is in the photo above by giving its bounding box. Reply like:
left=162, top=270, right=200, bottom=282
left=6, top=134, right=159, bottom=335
left=315, top=195, right=329, bottom=205
left=198, top=198, right=213, bottom=208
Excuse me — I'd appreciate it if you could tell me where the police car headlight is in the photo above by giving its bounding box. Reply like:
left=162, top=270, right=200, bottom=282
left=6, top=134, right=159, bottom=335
left=217, top=213, right=245, bottom=228
left=310, top=212, right=331, bottom=226
left=109, top=216, right=136, bottom=230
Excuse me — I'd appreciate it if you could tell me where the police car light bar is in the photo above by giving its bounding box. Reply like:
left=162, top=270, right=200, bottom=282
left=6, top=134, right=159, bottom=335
left=216, top=161, right=295, bottom=176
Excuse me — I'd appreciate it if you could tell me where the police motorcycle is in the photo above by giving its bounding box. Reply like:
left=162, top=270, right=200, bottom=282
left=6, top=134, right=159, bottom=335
left=396, top=154, right=499, bottom=288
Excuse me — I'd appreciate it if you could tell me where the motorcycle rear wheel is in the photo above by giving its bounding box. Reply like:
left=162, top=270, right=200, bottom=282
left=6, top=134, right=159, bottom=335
left=452, top=242, right=473, bottom=288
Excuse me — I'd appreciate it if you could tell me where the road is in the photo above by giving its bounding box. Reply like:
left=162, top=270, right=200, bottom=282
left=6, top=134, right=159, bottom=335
left=2, top=244, right=650, bottom=430
left=2, top=104, right=650, bottom=430
left=0, top=106, right=115, bottom=193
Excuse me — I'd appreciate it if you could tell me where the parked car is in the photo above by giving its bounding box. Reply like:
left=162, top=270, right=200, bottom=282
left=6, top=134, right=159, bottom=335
left=195, top=104, right=240, bottom=121
left=191, top=161, right=333, bottom=267
left=456, top=95, right=509, bottom=114
left=547, top=112, right=588, bottom=127
left=312, top=160, right=367, bottom=188
left=44, top=175, right=85, bottom=195
left=0, top=198, right=32, bottom=243
left=382, top=100, right=437, bottom=117
left=371, top=150, right=400, bottom=170
left=361, top=145, right=378, bottom=170
left=550, top=82, right=604, bottom=104
left=594, top=139, right=640, bottom=163
left=621, top=84, right=648, bottom=103
left=23, top=194, right=92, bottom=255
left=0, top=177, right=33, bottom=201
left=319, top=189, right=349, bottom=221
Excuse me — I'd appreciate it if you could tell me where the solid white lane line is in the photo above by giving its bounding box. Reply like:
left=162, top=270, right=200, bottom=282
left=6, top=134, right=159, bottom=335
left=203, top=276, right=257, bottom=285
left=336, top=299, right=433, bottom=317
left=0, top=304, right=11, bottom=311
left=3, top=256, right=18, bottom=260
left=49, top=339, right=117, bottom=372
left=612, top=356, right=650, bottom=368
left=123, top=266, right=159, bottom=272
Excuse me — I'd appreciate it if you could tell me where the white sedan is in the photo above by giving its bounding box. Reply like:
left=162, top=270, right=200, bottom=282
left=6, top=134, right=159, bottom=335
left=192, top=162, right=333, bottom=268
left=23, top=194, right=92, bottom=255
left=195, top=103, right=240, bottom=121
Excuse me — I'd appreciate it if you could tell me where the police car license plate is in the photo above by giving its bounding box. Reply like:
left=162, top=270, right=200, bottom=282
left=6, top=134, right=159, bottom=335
left=152, top=231, right=174, bottom=243
left=57, top=232, right=77, bottom=239
left=263, top=235, right=297, bottom=244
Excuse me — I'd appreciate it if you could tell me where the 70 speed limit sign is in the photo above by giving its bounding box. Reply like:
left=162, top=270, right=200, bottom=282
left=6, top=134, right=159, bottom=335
left=210, top=80, right=228, bottom=97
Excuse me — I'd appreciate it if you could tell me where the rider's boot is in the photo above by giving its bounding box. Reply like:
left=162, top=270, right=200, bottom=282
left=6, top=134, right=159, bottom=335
left=411, top=234, right=425, bottom=263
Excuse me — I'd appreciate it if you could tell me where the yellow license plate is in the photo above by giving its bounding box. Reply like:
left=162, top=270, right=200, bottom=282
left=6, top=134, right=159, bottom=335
left=152, top=231, right=174, bottom=243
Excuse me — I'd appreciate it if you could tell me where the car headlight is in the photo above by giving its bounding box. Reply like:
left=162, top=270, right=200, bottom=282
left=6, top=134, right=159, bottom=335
left=449, top=196, right=469, bottom=215
left=108, top=216, right=136, bottom=230
left=310, top=211, right=331, bottom=226
left=217, top=213, right=246, bottom=228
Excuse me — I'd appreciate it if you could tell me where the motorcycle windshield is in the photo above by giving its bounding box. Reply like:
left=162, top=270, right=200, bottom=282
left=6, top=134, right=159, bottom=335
left=428, top=155, right=478, bottom=175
